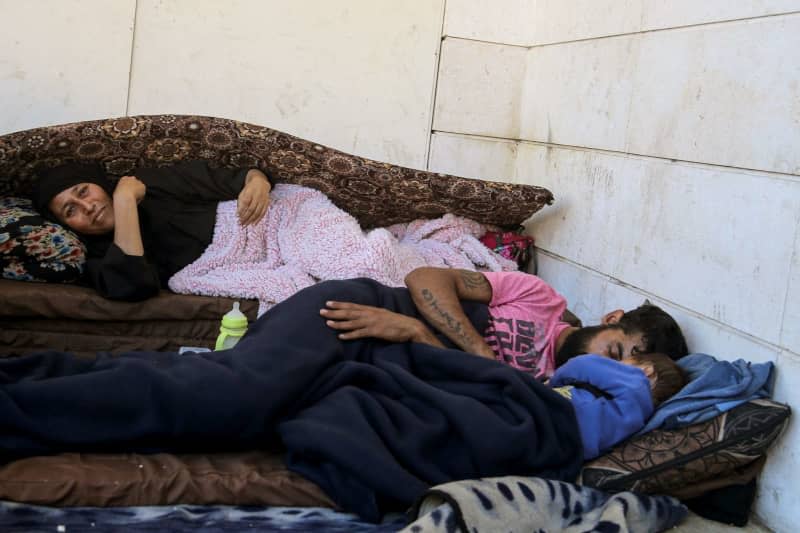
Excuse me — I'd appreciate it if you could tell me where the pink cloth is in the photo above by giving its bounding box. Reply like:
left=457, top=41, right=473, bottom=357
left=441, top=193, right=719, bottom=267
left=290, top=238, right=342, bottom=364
left=482, top=271, right=572, bottom=379
left=169, top=184, right=517, bottom=316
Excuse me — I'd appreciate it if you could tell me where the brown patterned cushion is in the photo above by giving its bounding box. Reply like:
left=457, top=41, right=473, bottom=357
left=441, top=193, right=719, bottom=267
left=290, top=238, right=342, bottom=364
left=0, top=115, right=553, bottom=229
left=580, top=399, right=790, bottom=496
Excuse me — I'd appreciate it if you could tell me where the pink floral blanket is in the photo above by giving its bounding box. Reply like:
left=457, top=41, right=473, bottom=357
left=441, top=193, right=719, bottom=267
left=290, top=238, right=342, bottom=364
left=168, top=184, right=517, bottom=315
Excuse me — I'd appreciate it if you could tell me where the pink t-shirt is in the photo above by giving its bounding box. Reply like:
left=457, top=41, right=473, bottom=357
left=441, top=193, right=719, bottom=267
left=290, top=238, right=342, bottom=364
left=482, top=271, right=572, bottom=379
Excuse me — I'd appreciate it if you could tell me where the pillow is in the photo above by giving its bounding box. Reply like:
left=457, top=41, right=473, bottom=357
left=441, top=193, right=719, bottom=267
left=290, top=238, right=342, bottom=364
left=0, top=197, right=86, bottom=283
left=579, top=398, right=790, bottom=495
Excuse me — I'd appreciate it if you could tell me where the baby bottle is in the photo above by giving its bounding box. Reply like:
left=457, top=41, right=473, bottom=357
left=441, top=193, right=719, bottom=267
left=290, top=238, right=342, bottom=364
left=215, top=301, right=248, bottom=350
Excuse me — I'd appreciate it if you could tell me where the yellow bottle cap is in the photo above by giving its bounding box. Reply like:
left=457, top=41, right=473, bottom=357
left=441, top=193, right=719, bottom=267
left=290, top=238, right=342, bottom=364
left=221, top=301, right=248, bottom=330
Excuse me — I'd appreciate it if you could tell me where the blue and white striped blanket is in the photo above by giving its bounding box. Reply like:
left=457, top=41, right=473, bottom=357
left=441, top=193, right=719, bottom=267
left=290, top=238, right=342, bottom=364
left=0, top=477, right=686, bottom=533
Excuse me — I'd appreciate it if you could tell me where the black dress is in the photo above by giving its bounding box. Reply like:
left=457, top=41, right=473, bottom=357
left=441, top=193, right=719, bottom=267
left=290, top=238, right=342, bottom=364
left=84, top=161, right=271, bottom=301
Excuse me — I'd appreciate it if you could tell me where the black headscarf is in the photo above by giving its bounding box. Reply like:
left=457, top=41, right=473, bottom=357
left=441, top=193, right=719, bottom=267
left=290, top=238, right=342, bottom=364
left=31, top=163, right=115, bottom=222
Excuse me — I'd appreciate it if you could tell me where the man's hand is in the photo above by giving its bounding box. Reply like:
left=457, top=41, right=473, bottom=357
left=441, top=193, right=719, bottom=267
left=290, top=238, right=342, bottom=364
left=321, top=301, right=445, bottom=348
left=238, top=169, right=271, bottom=226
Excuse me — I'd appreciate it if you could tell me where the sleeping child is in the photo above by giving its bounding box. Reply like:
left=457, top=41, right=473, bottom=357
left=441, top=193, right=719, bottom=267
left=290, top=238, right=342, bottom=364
left=549, top=352, right=687, bottom=460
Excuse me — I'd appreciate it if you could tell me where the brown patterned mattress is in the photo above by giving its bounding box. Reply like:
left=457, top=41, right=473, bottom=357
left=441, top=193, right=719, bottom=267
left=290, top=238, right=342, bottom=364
left=0, top=279, right=259, bottom=357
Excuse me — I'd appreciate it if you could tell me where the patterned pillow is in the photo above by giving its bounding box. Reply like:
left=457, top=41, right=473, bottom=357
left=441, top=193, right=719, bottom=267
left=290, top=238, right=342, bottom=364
left=0, top=197, right=86, bottom=283
left=579, top=399, right=790, bottom=496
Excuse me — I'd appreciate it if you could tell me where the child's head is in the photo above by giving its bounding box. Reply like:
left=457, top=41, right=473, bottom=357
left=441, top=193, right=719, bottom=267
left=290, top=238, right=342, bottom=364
left=623, top=352, right=687, bottom=406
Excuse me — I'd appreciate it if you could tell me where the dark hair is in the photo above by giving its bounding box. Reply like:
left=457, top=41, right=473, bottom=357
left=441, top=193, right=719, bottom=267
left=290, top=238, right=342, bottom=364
left=629, top=352, right=687, bottom=406
left=618, top=303, right=689, bottom=361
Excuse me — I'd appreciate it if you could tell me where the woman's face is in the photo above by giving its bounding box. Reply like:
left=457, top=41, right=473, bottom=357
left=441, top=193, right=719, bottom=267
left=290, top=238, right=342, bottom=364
left=49, top=183, right=115, bottom=235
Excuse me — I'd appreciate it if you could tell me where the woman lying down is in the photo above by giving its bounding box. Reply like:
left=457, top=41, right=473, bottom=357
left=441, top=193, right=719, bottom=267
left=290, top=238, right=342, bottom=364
left=0, top=276, right=686, bottom=522
left=32, top=161, right=515, bottom=314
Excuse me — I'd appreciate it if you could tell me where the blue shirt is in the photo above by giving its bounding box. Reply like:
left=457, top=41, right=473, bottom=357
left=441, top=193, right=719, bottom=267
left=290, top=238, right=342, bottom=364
left=550, top=354, right=653, bottom=460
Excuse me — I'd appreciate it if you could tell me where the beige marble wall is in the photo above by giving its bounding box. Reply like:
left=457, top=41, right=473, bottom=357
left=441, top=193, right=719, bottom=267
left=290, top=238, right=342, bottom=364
left=127, top=0, right=444, bottom=168
left=435, top=3, right=800, bottom=530
left=1, top=0, right=445, bottom=168
left=0, top=0, right=135, bottom=134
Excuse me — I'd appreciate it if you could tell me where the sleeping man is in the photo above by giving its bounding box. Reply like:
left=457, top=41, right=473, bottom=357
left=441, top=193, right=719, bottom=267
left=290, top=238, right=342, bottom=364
left=325, top=285, right=687, bottom=460
left=322, top=267, right=689, bottom=460
left=322, top=266, right=689, bottom=379
left=0, top=270, right=688, bottom=520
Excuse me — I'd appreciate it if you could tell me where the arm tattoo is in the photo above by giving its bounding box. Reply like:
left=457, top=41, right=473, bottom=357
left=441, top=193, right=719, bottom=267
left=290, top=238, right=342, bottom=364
left=421, top=288, right=473, bottom=348
left=459, top=271, right=489, bottom=292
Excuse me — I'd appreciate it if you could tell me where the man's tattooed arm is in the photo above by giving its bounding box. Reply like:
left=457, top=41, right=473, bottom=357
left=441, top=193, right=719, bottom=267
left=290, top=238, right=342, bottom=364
left=404, top=267, right=495, bottom=358
left=420, top=288, right=473, bottom=349
left=457, top=270, right=492, bottom=296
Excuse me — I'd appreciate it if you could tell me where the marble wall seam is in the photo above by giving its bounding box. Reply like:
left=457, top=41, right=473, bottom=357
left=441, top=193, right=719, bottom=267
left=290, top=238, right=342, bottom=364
left=441, top=34, right=531, bottom=49
left=435, top=17, right=800, bottom=176
left=424, top=2, right=450, bottom=170
left=0, top=0, right=137, bottom=135
left=528, top=10, right=800, bottom=48
left=442, top=2, right=800, bottom=48
left=779, top=214, right=800, bottom=348
left=126, top=0, right=445, bottom=168
left=534, top=252, right=782, bottom=365
left=779, top=348, right=800, bottom=361
left=431, top=132, right=800, bottom=185
left=432, top=37, right=528, bottom=139
left=443, top=5, right=800, bottom=48
left=124, top=0, right=140, bottom=116
left=430, top=135, right=800, bottom=331
left=536, top=249, right=792, bottom=354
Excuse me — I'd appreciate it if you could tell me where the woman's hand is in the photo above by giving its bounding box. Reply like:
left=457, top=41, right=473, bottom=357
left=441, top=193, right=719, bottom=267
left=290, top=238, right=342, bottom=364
left=238, top=169, right=271, bottom=226
left=321, top=301, right=445, bottom=348
left=114, top=175, right=147, bottom=204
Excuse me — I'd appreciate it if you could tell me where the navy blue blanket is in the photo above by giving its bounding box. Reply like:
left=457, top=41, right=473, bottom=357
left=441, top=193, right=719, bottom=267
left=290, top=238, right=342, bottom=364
left=0, top=279, right=583, bottom=521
